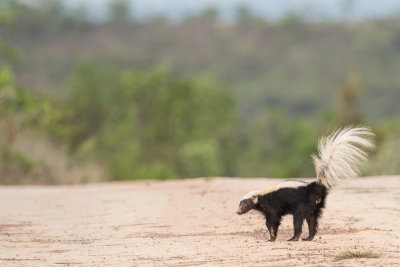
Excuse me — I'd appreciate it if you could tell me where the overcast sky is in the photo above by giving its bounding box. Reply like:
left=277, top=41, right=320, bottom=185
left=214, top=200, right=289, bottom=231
left=27, top=0, right=400, bottom=21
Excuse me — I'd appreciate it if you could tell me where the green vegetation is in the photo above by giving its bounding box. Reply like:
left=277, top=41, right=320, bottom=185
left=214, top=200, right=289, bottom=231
left=62, top=65, right=238, bottom=179
left=334, top=251, right=380, bottom=261
left=0, top=0, right=399, bottom=183
left=0, top=146, right=52, bottom=184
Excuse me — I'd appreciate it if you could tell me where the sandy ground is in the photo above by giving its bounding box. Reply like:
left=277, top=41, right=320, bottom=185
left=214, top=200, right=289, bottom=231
left=0, top=176, right=399, bottom=266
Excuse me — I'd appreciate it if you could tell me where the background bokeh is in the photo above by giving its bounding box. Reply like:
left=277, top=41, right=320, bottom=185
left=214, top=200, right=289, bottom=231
left=1, top=0, right=399, bottom=184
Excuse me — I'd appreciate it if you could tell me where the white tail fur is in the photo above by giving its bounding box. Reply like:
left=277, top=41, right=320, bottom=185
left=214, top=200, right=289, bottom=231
left=312, top=127, right=374, bottom=189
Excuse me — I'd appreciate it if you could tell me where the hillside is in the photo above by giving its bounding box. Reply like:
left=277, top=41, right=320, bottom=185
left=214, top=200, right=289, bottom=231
left=2, top=7, right=400, bottom=121
left=1, top=2, right=400, bottom=183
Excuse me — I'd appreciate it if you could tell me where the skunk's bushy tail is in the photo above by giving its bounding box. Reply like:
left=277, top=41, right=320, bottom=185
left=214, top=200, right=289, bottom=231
left=312, top=127, right=375, bottom=189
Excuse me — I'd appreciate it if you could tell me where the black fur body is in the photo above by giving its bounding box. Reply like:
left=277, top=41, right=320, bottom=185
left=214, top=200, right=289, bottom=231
left=248, top=182, right=327, bottom=241
left=236, top=127, right=374, bottom=242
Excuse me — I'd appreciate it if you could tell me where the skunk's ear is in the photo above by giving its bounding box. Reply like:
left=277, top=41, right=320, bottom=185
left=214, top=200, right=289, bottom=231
left=251, top=195, right=258, bottom=204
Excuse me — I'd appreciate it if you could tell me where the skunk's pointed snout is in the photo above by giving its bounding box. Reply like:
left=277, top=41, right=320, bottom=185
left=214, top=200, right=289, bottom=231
left=236, top=209, right=242, bottom=215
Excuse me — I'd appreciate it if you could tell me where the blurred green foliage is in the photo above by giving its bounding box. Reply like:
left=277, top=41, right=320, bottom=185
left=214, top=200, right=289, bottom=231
left=0, top=60, right=330, bottom=180
left=33, top=65, right=239, bottom=180
left=1, top=0, right=399, bottom=122
left=0, top=1, right=399, bottom=182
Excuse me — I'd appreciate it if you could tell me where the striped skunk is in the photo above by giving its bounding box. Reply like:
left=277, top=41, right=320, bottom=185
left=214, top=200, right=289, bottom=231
left=236, top=127, right=374, bottom=241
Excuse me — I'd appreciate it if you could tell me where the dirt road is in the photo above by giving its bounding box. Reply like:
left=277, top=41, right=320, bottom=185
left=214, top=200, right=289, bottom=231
left=1, top=176, right=399, bottom=266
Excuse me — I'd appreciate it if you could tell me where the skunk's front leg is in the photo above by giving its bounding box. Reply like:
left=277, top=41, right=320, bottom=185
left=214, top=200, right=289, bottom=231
left=266, top=216, right=281, bottom=242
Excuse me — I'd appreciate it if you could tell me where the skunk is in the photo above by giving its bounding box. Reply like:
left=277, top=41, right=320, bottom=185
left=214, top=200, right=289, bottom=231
left=236, top=127, right=374, bottom=241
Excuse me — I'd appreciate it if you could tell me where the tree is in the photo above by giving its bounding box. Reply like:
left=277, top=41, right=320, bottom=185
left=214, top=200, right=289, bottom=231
left=337, top=72, right=364, bottom=125
left=59, top=65, right=239, bottom=180
left=235, top=5, right=254, bottom=25
left=108, top=0, right=131, bottom=24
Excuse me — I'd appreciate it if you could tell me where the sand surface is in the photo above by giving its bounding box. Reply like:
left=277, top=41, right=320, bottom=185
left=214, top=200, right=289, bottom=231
left=0, top=176, right=399, bottom=266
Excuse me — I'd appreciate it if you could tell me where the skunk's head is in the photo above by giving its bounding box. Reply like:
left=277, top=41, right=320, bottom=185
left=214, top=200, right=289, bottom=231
left=236, top=190, right=260, bottom=215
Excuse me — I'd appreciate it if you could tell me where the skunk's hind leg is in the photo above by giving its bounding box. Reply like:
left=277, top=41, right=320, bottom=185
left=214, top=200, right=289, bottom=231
left=288, top=213, right=303, bottom=241
left=302, top=215, right=317, bottom=241
left=303, top=205, right=323, bottom=241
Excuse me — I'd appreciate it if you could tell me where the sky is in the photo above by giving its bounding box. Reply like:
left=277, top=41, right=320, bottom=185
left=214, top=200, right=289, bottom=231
left=28, top=0, right=400, bottom=21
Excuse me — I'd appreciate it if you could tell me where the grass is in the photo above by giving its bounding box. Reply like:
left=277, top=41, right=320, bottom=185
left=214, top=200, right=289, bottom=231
left=334, top=251, right=380, bottom=261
